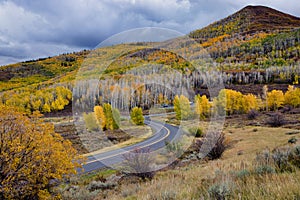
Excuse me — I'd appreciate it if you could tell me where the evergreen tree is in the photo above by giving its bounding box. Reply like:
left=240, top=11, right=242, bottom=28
left=103, top=103, right=120, bottom=130
left=112, top=108, right=121, bottom=129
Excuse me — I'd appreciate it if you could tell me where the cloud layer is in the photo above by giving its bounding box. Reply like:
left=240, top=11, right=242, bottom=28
left=0, top=0, right=299, bottom=65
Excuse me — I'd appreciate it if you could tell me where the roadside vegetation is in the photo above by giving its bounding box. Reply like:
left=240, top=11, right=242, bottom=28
left=0, top=106, right=82, bottom=199
left=57, top=114, right=300, bottom=200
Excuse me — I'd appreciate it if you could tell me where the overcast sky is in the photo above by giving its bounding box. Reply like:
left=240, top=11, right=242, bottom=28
left=0, top=0, right=300, bottom=66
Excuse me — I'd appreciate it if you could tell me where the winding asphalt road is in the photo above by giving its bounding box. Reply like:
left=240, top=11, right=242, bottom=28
left=81, top=117, right=182, bottom=173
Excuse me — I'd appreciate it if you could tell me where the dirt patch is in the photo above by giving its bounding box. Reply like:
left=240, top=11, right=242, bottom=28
left=54, top=122, right=89, bottom=154
left=104, top=129, right=131, bottom=144
left=52, top=118, right=153, bottom=155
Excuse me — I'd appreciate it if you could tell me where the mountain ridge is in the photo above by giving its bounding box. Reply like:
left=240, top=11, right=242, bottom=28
left=189, top=5, right=300, bottom=42
left=1, top=5, right=300, bottom=92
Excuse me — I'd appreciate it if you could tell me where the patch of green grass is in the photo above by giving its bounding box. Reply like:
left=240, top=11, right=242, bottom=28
left=80, top=169, right=117, bottom=185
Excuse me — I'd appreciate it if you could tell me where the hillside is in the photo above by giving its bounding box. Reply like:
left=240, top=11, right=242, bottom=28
left=188, top=6, right=300, bottom=70
left=0, top=50, right=90, bottom=92
left=0, top=5, right=300, bottom=116
left=189, top=5, right=300, bottom=41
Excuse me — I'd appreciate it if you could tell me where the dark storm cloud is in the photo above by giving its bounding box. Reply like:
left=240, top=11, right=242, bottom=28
left=0, top=0, right=299, bottom=65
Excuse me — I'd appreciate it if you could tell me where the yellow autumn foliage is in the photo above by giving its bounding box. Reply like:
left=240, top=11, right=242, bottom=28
left=195, top=94, right=211, bottom=119
left=173, top=95, right=191, bottom=120
left=0, top=106, right=81, bottom=199
left=284, top=85, right=300, bottom=108
left=94, top=105, right=106, bottom=130
left=267, top=90, right=285, bottom=110
left=213, top=89, right=259, bottom=115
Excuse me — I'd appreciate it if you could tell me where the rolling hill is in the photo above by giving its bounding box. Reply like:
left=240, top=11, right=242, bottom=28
left=190, top=5, right=300, bottom=41
left=0, top=5, right=300, bottom=115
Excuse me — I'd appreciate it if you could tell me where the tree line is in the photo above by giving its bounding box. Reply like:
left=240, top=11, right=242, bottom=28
left=83, top=104, right=145, bottom=132
left=73, top=64, right=299, bottom=114
left=0, top=86, right=72, bottom=114
left=173, top=85, right=300, bottom=120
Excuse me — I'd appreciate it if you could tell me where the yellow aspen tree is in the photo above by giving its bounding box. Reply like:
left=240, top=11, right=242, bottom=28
left=179, top=95, right=191, bottom=120
left=200, top=95, right=211, bottom=117
left=30, top=99, right=42, bottom=111
left=158, top=93, right=164, bottom=105
left=195, top=95, right=211, bottom=119
left=256, top=97, right=265, bottom=111
left=173, top=95, right=181, bottom=120
left=213, top=89, right=226, bottom=115
left=130, top=107, right=144, bottom=125
left=267, top=90, right=285, bottom=111
left=224, top=89, right=243, bottom=114
left=94, top=105, right=106, bottom=130
left=243, top=94, right=258, bottom=112
left=103, top=103, right=120, bottom=130
left=284, top=85, right=300, bottom=108
left=195, top=94, right=202, bottom=116
left=103, top=103, right=114, bottom=130
left=42, top=103, right=51, bottom=113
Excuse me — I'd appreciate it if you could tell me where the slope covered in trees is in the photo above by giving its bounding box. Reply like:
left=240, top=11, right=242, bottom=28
left=190, top=5, right=300, bottom=71
left=0, top=5, right=299, bottom=114
left=0, top=50, right=89, bottom=92
left=190, top=5, right=300, bottom=41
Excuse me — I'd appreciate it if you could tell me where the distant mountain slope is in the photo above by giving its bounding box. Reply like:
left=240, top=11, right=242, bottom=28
left=187, top=6, right=300, bottom=70
left=0, top=50, right=90, bottom=92
left=0, top=5, right=300, bottom=115
left=190, top=5, right=300, bottom=42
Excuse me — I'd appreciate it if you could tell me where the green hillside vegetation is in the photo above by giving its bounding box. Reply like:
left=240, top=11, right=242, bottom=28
left=103, top=48, right=192, bottom=76
left=0, top=51, right=89, bottom=91
left=211, top=29, right=300, bottom=70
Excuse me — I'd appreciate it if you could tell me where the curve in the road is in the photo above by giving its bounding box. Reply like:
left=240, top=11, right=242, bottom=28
left=81, top=120, right=181, bottom=173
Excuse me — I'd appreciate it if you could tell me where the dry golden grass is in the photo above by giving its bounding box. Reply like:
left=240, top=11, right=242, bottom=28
left=223, top=126, right=295, bottom=164
left=99, top=125, right=300, bottom=200
left=233, top=172, right=300, bottom=200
